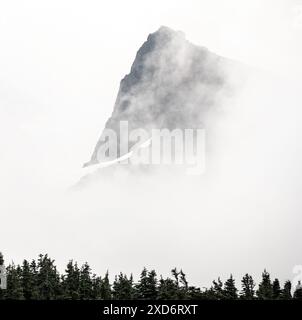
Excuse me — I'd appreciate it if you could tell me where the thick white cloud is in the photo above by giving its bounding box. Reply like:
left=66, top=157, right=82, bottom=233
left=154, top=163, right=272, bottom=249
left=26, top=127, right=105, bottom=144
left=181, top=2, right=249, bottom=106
left=0, top=0, right=302, bottom=287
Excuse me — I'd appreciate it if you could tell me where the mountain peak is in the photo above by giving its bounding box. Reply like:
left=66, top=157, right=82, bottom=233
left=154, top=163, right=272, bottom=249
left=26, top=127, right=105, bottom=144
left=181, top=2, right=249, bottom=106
left=153, top=26, right=185, bottom=38
left=84, top=27, right=239, bottom=168
left=144, top=26, right=186, bottom=48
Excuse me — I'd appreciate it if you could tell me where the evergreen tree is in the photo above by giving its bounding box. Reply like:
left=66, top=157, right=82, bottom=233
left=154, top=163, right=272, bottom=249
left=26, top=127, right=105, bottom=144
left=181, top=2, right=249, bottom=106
left=112, top=273, right=134, bottom=299
left=21, top=260, right=37, bottom=300
left=100, top=271, right=111, bottom=299
left=79, top=262, right=93, bottom=299
left=5, top=263, right=24, bottom=299
left=272, top=278, right=281, bottom=299
left=36, top=254, right=61, bottom=299
left=29, top=260, right=39, bottom=299
left=178, top=270, right=189, bottom=299
left=179, top=270, right=188, bottom=289
left=171, top=268, right=180, bottom=288
left=240, top=274, right=255, bottom=299
left=91, top=274, right=102, bottom=299
left=212, top=277, right=224, bottom=299
left=62, top=260, right=80, bottom=299
left=157, top=277, right=178, bottom=299
left=293, top=281, right=302, bottom=300
left=0, top=252, right=4, bottom=265
left=281, top=280, right=292, bottom=300
left=257, top=270, right=273, bottom=300
left=224, top=275, right=238, bottom=299
left=136, top=268, right=158, bottom=299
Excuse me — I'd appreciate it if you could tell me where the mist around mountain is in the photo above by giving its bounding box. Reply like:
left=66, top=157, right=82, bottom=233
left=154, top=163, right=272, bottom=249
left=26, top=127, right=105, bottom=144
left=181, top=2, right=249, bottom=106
left=2, top=1, right=302, bottom=295
left=83, top=26, right=246, bottom=171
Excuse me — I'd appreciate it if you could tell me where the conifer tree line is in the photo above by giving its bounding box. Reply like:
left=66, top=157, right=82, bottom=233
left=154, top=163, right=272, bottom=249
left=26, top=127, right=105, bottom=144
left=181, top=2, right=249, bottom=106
left=1, top=253, right=302, bottom=300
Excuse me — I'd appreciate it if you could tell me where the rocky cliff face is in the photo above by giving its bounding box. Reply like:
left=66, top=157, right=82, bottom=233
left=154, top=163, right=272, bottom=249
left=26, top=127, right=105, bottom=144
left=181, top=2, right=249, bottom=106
left=84, top=26, right=241, bottom=167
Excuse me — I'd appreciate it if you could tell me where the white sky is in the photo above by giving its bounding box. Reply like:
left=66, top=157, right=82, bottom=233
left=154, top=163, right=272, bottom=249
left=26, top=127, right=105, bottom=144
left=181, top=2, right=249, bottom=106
left=1, top=0, right=302, bottom=287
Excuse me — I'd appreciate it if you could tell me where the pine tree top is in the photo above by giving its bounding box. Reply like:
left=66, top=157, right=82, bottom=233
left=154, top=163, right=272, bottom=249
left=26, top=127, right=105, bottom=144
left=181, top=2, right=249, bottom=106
left=0, top=252, right=4, bottom=265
